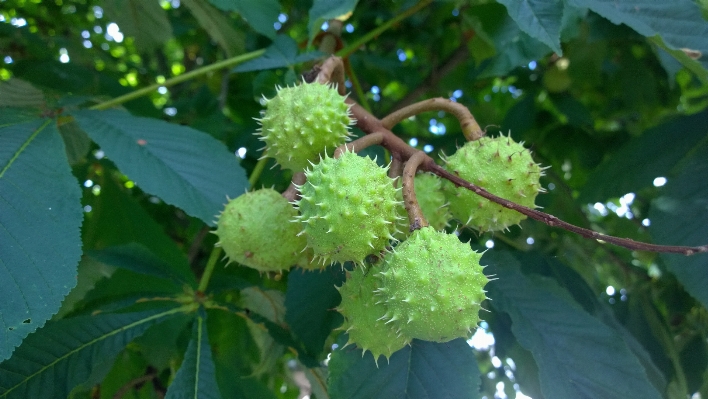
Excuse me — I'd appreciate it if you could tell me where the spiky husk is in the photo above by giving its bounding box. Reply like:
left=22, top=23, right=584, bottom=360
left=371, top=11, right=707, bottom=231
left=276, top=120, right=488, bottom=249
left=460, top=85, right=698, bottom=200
left=442, top=135, right=543, bottom=232
left=295, top=151, right=400, bottom=265
left=337, top=268, right=410, bottom=363
left=377, top=227, right=488, bottom=342
left=395, top=173, right=450, bottom=240
left=257, top=82, right=354, bottom=171
left=216, top=189, right=307, bottom=272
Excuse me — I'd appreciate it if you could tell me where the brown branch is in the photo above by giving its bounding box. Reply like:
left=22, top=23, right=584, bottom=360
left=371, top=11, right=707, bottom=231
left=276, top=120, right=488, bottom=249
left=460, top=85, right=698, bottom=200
left=315, top=56, right=346, bottom=95
left=428, top=163, right=708, bottom=256
left=312, top=57, right=708, bottom=257
left=402, top=151, right=429, bottom=231
left=334, top=131, right=385, bottom=158
left=187, top=225, right=210, bottom=264
left=388, top=156, right=404, bottom=180
left=112, top=371, right=157, bottom=399
left=282, top=172, right=306, bottom=202
left=381, top=97, right=484, bottom=141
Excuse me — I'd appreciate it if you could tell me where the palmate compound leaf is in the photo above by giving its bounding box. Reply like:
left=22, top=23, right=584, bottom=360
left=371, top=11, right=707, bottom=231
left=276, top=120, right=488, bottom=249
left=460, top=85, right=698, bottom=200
left=484, top=251, right=662, bottom=399
left=165, top=309, right=221, bottom=399
left=0, top=306, right=187, bottom=399
left=285, top=265, right=346, bottom=358
left=72, top=109, right=248, bottom=226
left=649, top=142, right=708, bottom=309
left=579, top=110, right=708, bottom=203
left=0, top=118, right=83, bottom=362
left=568, top=0, right=708, bottom=72
left=208, top=0, right=280, bottom=39
left=496, top=0, right=564, bottom=54
left=328, top=334, right=481, bottom=399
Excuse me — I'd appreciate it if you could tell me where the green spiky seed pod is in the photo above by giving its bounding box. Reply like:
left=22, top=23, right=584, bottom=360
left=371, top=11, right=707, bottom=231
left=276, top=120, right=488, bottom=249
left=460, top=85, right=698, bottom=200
left=216, top=189, right=307, bottom=272
left=256, top=82, right=354, bottom=171
left=395, top=173, right=450, bottom=240
left=337, top=269, right=410, bottom=364
left=377, top=227, right=488, bottom=342
left=295, top=151, right=401, bottom=265
left=442, top=135, right=544, bottom=232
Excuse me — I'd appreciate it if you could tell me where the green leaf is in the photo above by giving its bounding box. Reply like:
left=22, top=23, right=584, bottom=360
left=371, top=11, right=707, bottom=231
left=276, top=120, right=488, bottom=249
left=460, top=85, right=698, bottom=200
left=284, top=265, right=346, bottom=358
left=470, top=3, right=552, bottom=78
left=241, top=287, right=286, bottom=324
left=496, top=0, right=563, bottom=54
left=328, top=336, right=481, bottom=399
left=71, top=269, right=184, bottom=316
left=579, top=110, right=708, bottom=203
left=208, top=0, right=280, bottom=39
left=206, top=309, right=279, bottom=399
left=88, top=243, right=196, bottom=287
left=181, top=0, right=245, bottom=56
left=0, top=78, right=45, bottom=108
left=0, top=118, right=83, bottom=362
left=568, top=0, right=708, bottom=72
left=234, top=35, right=324, bottom=73
left=649, top=143, right=708, bottom=309
left=485, top=251, right=663, bottom=399
left=73, top=109, right=248, bottom=226
left=165, top=309, right=222, bottom=399
left=101, top=0, right=173, bottom=52
left=0, top=306, right=187, bottom=399
left=307, top=0, right=359, bottom=44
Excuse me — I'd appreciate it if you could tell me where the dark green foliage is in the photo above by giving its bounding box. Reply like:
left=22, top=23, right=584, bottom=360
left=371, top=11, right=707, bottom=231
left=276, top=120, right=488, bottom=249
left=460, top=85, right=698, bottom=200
left=328, top=335, right=481, bottom=399
left=285, top=266, right=347, bottom=358
left=0, top=119, right=83, bottom=361
left=1, top=0, right=707, bottom=397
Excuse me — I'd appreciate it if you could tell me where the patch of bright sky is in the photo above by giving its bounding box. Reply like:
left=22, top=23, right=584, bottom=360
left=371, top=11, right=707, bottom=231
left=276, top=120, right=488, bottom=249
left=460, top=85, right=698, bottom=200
left=428, top=118, right=446, bottom=135
left=468, top=322, right=494, bottom=351
left=236, top=147, right=247, bottom=159
left=409, top=138, right=418, bottom=147
left=59, top=48, right=69, bottom=63
left=485, top=239, right=494, bottom=249
left=653, top=177, right=667, bottom=187
left=106, top=22, right=123, bottom=42
left=370, top=85, right=380, bottom=101
left=274, top=13, right=287, bottom=30
left=10, top=17, right=27, bottom=27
